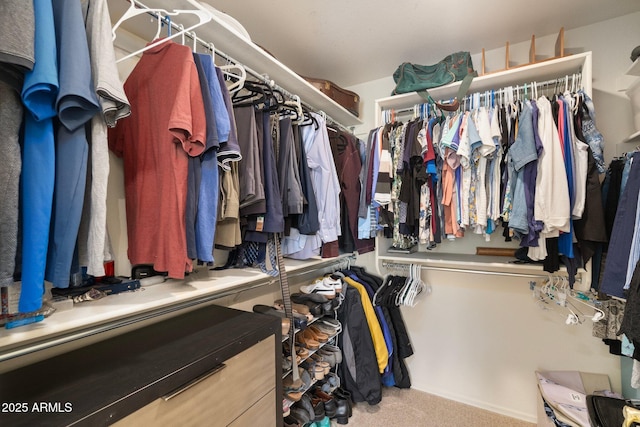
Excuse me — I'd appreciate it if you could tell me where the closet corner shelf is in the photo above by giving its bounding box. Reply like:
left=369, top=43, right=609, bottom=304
left=623, top=130, right=640, bottom=144
left=0, top=255, right=350, bottom=367
left=375, top=51, right=593, bottom=112
left=626, top=57, right=640, bottom=77
left=112, top=0, right=362, bottom=127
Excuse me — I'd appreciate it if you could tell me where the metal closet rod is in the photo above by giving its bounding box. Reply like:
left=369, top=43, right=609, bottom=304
left=128, top=0, right=355, bottom=135
left=385, top=73, right=583, bottom=116
left=269, top=253, right=357, bottom=286
left=381, top=261, right=552, bottom=279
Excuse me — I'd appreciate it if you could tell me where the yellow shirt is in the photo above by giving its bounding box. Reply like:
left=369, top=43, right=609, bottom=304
left=343, top=277, right=389, bottom=373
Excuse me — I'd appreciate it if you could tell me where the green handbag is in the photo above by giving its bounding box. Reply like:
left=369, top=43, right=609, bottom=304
left=392, top=52, right=476, bottom=111
left=392, top=51, right=475, bottom=95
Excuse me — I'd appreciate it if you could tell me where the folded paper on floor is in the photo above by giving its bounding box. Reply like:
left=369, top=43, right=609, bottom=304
left=536, top=370, right=612, bottom=427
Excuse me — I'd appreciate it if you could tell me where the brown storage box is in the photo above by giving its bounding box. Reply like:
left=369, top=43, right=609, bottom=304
left=302, top=76, right=360, bottom=117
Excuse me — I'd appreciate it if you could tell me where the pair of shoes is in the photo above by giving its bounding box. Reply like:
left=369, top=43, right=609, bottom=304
left=300, top=279, right=336, bottom=299
left=282, top=356, right=293, bottom=372
left=283, top=342, right=309, bottom=360
left=274, top=299, right=317, bottom=320
left=311, top=348, right=340, bottom=368
left=295, top=331, right=320, bottom=350
left=284, top=367, right=313, bottom=401
left=310, top=359, right=330, bottom=375
left=283, top=415, right=302, bottom=427
left=333, top=387, right=353, bottom=421
left=316, top=372, right=340, bottom=395
left=334, top=398, right=350, bottom=424
left=319, top=317, right=340, bottom=328
left=309, top=396, right=325, bottom=422
left=253, top=304, right=308, bottom=331
left=300, top=359, right=325, bottom=381
left=313, top=389, right=337, bottom=418
left=291, top=292, right=329, bottom=304
left=292, top=393, right=316, bottom=423
left=305, top=325, right=330, bottom=342
left=320, top=344, right=342, bottom=364
left=288, top=298, right=324, bottom=317
left=324, top=275, right=343, bottom=293
left=289, top=407, right=311, bottom=425
left=312, top=321, right=340, bottom=337
left=312, top=350, right=335, bottom=368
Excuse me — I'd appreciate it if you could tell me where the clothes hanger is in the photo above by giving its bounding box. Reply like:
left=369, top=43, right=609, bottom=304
left=533, top=277, right=582, bottom=325
left=396, top=269, right=410, bottom=307
left=235, top=80, right=283, bottom=111
left=152, top=11, right=164, bottom=40
left=115, top=0, right=213, bottom=64
left=555, top=283, right=582, bottom=324
left=178, top=23, right=185, bottom=45
left=280, top=95, right=303, bottom=123
left=567, top=291, right=605, bottom=321
left=219, top=55, right=247, bottom=95
left=406, top=264, right=428, bottom=306
left=300, top=106, right=320, bottom=130
left=372, top=274, right=391, bottom=306
left=111, top=0, right=170, bottom=41
left=192, top=31, right=197, bottom=52
left=232, top=81, right=270, bottom=106
left=286, top=95, right=304, bottom=123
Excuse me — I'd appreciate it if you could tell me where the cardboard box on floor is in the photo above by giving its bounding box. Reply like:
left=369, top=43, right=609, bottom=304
left=536, top=370, right=612, bottom=427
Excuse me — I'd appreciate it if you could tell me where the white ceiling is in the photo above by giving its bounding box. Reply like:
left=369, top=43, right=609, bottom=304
left=201, top=0, right=640, bottom=87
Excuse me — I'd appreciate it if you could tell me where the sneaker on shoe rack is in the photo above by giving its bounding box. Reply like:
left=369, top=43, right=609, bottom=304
left=323, top=276, right=343, bottom=293
left=300, top=279, right=336, bottom=299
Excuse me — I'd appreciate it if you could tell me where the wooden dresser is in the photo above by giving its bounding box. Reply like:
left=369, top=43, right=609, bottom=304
left=0, top=304, right=281, bottom=427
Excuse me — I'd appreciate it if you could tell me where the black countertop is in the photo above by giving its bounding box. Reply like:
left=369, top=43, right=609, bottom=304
left=0, top=304, right=280, bottom=426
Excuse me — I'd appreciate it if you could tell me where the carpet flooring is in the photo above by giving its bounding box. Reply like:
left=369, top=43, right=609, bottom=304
left=344, top=387, right=535, bottom=427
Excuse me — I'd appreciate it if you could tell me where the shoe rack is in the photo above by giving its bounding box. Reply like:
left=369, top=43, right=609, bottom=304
left=279, top=275, right=349, bottom=425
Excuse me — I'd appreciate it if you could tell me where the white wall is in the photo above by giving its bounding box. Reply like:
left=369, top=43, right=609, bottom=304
left=346, top=12, right=640, bottom=423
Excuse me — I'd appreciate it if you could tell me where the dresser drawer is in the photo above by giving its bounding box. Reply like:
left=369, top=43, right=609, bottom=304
left=228, top=388, right=277, bottom=427
left=114, top=336, right=275, bottom=427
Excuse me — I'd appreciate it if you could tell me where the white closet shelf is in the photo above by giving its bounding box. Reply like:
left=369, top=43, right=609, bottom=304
left=623, top=130, right=640, bottom=143
left=110, top=0, right=363, bottom=127
left=0, top=256, right=350, bottom=367
left=375, top=52, right=593, bottom=113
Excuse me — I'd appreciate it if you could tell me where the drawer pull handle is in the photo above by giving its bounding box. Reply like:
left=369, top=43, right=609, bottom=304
left=163, top=363, right=226, bottom=401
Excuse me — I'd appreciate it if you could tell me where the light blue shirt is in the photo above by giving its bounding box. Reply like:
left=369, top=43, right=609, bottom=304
left=288, top=114, right=341, bottom=258
left=625, top=181, right=640, bottom=291
left=19, top=0, right=58, bottom=312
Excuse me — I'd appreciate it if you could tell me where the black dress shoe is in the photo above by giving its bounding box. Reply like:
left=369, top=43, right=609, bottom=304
left=314, top=389, right=337, bottom=418
left=334, top=398, right=350, bottom=425
left=311, top=397, right=326, bottom=421
left=253, top=304, right=308, bottom=330
left=333, top=387, right=353, bottom=417
left=283, top=415, right=301, bottom=427
left=289, top=407, right=311, bottom=425
left=297, top=393, right=316, bottom=422
left=292, top=292, right=329, bottom=303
